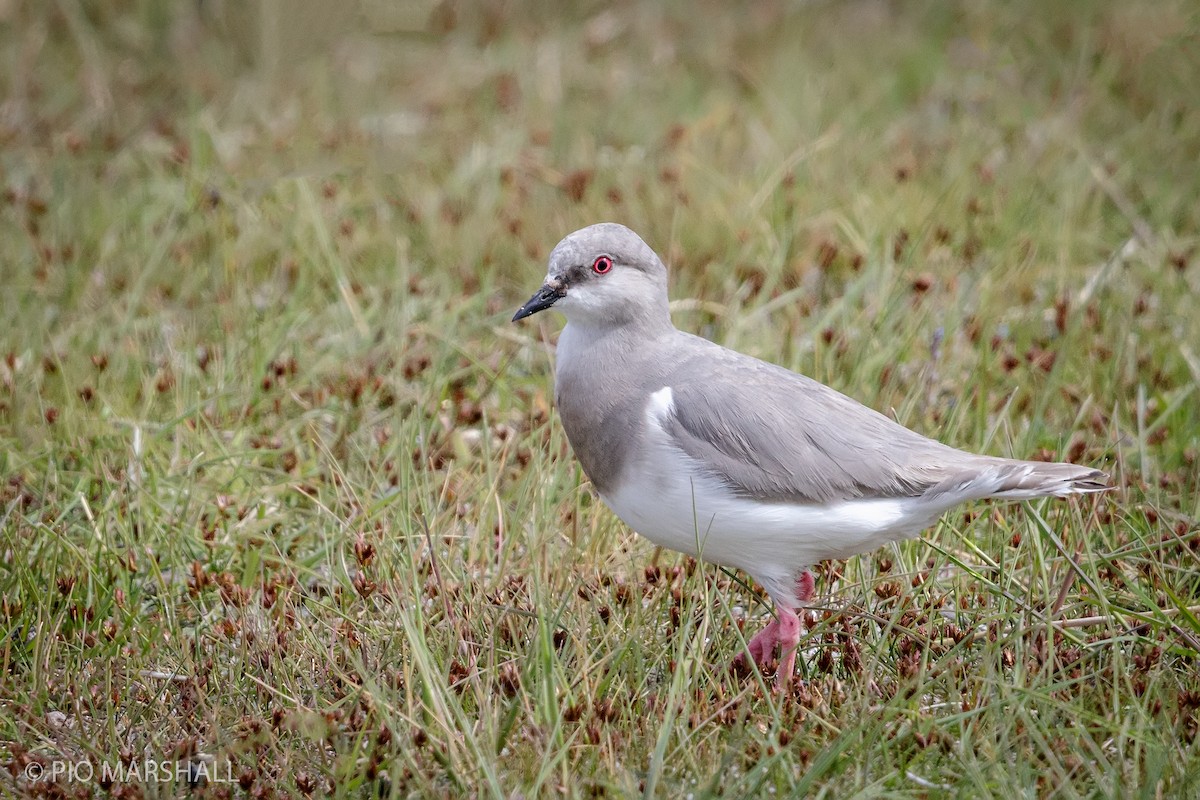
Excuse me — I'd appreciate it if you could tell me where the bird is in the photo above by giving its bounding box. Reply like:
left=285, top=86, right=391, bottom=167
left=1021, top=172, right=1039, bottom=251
left=512, top=222, right=1108, bottom=689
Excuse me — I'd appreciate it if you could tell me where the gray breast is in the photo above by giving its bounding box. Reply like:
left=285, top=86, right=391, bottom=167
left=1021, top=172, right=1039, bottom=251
left=554, top=338, right=666, bottom=494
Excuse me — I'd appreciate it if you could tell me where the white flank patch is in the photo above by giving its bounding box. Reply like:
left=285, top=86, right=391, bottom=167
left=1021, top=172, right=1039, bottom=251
left=647, top=386, right=675, bottom=417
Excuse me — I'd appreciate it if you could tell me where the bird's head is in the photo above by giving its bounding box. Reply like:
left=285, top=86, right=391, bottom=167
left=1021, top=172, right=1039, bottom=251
left=512, top=223, right=670, bottom=327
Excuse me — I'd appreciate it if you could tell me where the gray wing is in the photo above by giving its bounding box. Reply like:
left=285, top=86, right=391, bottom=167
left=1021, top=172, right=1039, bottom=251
left=658, top=338, right=979, bottom=503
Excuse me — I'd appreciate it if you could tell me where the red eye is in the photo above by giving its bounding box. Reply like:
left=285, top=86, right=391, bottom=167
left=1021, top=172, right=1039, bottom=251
left=592, top=255, right=613, bottom=275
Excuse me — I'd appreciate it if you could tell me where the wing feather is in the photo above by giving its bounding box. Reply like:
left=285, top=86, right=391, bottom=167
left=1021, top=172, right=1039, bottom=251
left=657, top=339, right=975, bottom=503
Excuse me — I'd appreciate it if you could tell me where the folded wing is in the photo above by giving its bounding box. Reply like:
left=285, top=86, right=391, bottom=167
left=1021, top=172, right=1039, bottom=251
left=657, top=339, right=1010, bottom=504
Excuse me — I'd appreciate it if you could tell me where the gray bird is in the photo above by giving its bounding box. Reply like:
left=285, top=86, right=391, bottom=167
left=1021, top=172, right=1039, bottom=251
left=512, top=223, right=1108, bottom=688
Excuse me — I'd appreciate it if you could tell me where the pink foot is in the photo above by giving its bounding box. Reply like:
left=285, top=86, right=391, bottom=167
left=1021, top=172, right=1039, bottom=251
left=733, top=570, right=815, bottom=689
left=746, top=619, right=780, bottom=665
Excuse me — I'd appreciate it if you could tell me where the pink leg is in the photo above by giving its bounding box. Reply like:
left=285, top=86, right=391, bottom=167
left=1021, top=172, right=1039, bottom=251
left=796, top=570, right=815, bottom=603
left=732, top=619, right=775, bottom=672
left=773, top=570, right=815, bottom=690
left=746, top=619, right=780, bottom=665
left=772, top=606, right=802, bottom=690
left=733, top=570, right=815, bottom=688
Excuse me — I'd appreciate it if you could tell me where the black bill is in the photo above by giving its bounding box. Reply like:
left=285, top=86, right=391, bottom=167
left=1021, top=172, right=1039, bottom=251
left=512, top=284, right=565, bottom=322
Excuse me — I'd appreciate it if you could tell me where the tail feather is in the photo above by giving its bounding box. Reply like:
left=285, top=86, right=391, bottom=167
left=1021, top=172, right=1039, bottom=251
left=925, top=459, right=1110, bottom=503
left=989, top=461, right=1110, bottom=499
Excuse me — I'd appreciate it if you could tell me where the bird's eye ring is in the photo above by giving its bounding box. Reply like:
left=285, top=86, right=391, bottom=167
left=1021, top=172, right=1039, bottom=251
left=592, top=256, right=613, bottom=275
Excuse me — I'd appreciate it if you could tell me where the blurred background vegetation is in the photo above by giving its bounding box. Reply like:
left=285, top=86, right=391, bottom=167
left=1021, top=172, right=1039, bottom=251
left=2, top=1, right=1199, bottom=796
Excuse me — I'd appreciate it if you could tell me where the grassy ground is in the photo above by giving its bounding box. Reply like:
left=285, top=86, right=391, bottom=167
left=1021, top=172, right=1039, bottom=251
left=3, top=0, right=1200, bottom=796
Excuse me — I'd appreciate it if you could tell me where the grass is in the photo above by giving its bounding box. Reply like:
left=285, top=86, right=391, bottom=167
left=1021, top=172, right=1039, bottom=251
left=2, top=0, right=1199, bottom=796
